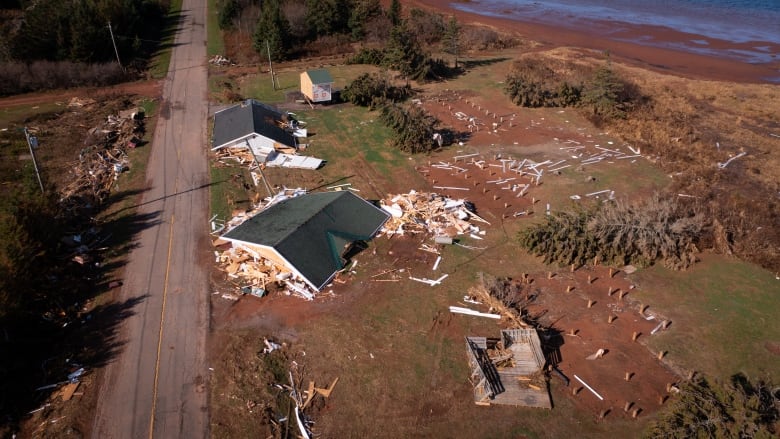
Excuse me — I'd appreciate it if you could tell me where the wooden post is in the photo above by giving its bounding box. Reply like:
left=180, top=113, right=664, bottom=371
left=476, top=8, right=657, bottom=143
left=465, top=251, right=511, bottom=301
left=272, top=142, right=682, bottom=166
left=625, top=372, right=632, bottom=381
left=632, top=331, right=639, bottom=342
left=632, top=408, right=640, bottom=419
left=566, top=285, right=574, bottom=293
left=659, top=395, right=667, bottom=405
left=609, top=267, right=614, bottom=278
left=587, top=275, right=593, bottom=284
left=587, top=300, right=594, bottom=308
left=666, top=383, right=673, bottom=393
left=548, top=271, right=553, bottom=279
left=572, top=387, right=580, bottom=395
left=608, top=315, right=616, bottom=324
left=599, top=409, right=608, bottom=420
left=571, top=263, right=576, bottom=272
left=657, top=351, right=665, bottom=360
left=624, top=401, right=632, bottom=412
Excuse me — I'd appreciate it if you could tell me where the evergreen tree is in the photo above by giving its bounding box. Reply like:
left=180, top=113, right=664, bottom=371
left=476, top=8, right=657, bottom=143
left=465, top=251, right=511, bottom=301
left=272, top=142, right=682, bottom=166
left=253, top=0, right=291, bottom=61
left=645, top=374, right=778, bottom=438
left=348, top=0, right=382, bottom=40
left=379, top=102, right=438, bottom=154
left=442, top=16, right=461, bottom=68
left=583, top=58, right=627, bottom=120
left=388, top=0, right=401, bottom=26
left=305, top=0, right=351, bottom=38
left=383, top=22, right=423, bottom=79
left=218, top=0, right=241, bottom=30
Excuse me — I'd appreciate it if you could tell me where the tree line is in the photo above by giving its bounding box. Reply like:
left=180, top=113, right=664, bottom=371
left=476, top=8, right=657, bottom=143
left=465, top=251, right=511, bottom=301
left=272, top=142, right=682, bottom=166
left=221, top=0, right=464, bottom=77
left=0, top=0, right=173, bottom=94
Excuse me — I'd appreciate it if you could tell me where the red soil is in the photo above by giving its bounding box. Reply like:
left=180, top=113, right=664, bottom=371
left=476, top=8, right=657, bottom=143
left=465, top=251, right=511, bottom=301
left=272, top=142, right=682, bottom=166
left=406, top=0, right=780, bottom=84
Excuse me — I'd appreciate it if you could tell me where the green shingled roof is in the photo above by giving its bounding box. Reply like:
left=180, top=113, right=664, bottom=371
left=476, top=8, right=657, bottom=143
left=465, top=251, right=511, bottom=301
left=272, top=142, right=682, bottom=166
left=222, top=191, right=389, bottom=290
left=305, top=69, right=334, bottom=84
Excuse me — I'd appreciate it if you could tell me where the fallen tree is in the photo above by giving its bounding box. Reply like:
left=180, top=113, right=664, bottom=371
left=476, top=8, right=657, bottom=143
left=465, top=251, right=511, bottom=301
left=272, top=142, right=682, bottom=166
left=519, top=195, right=706, bottom=270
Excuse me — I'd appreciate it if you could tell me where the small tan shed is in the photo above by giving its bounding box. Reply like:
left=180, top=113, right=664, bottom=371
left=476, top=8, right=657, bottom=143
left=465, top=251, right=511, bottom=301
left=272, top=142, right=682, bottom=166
left=300, top=69, right=334, bottom=103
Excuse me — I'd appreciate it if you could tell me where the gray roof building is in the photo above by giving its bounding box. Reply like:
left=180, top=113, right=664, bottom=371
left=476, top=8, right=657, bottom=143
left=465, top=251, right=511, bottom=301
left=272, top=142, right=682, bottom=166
left=221, top=191, right=390, bottom=291
left=212, top=99, right=296, bottom=150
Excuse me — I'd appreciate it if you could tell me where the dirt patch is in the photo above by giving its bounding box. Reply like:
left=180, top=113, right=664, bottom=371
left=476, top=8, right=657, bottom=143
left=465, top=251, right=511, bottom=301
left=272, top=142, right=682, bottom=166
left=765, top=341, right=780, bottom=356
left=0, top=80, right=161, bottom=111
left=525, top=264, right=679, bottom=417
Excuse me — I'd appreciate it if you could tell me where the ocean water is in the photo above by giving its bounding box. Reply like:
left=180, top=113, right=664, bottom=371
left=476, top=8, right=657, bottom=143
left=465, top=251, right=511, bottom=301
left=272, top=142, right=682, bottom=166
left=451, top=0, right=780, bottom=64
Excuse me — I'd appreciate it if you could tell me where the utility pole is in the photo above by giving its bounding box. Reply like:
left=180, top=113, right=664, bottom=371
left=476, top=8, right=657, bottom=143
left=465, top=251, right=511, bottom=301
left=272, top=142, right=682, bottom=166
left=266, top=40, right=277, bottom=90
left=23, top=127, right=44, bottom=193
left=108, top=21, right=124, bottom=71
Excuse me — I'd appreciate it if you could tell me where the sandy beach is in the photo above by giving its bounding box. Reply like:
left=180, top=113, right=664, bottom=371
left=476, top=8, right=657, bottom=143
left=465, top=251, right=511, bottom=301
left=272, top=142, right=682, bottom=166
left=406, top=0, right=780, bottom=84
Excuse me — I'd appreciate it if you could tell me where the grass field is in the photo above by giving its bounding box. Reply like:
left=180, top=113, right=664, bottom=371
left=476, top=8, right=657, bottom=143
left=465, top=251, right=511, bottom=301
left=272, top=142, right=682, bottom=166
left=208, top=50, right=780, bottom=438
left=631, top=254, right=780, bottom=382
left=149, top=0, right=184, bottom=79
left=206, top=0, right=225, bottom=57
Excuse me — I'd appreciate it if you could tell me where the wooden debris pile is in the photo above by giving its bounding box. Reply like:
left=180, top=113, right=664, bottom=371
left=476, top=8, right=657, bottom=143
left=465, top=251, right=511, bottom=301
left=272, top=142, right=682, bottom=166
left=59, top=108, right=144, bottom=211
left=378, top=191, right=489, bottom=238
left=213, top=187, right=322, bottom=301
left=280, top=363, right=339, bottom=439
left=466, top=328, right=550, bottom=408
left=214, top=146, right=257, bottom=167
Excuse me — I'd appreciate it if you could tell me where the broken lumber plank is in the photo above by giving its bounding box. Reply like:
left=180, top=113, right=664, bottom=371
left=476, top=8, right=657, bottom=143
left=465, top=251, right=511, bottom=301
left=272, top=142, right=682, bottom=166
left=449, top=306, right=501, bottom=319
left=574, top=374, right=604, bottom=400
left=314, top=377, right=339, bottom=398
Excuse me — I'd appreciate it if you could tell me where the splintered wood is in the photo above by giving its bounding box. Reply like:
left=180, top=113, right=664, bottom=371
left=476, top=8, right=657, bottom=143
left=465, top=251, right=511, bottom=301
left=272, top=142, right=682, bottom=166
left=59, top=109, right=144, bottom=211
left=378, top=191, right=488, bottom=238
left=466, top=329, right=551, bottom=409
left=213, top=187, right=320, bottom=300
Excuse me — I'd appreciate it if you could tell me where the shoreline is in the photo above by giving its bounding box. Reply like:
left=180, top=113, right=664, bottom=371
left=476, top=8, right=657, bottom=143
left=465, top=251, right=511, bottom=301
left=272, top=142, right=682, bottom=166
left=406, top=0, right=780, bottom=84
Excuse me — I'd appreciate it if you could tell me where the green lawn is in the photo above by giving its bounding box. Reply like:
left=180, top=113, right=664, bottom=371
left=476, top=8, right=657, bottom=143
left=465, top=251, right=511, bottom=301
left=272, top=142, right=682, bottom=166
left=240, top=64, right=382, bottom=104
left=149, top=0, right=184, bottom=79
left=206, top=0, right=224, bottom=57
left=631, top=254, right=780, bottom=381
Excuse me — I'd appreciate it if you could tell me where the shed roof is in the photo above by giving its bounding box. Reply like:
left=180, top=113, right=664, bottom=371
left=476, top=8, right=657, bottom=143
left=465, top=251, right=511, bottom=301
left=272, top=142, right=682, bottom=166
left=212, top=99, right=296, bottom=150
left=304, top=69, right=334, bottom=84
left=222, top=191, right=389, bottom=290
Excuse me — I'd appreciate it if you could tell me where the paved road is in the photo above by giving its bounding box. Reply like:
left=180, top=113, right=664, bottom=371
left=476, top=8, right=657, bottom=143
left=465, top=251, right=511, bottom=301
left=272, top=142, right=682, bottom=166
left=92, top=0, right=209, bottom=437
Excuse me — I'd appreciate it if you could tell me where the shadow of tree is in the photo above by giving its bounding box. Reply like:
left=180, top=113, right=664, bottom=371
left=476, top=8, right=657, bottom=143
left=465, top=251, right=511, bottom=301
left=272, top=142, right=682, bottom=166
left=0, top=187, right=161, bottom=431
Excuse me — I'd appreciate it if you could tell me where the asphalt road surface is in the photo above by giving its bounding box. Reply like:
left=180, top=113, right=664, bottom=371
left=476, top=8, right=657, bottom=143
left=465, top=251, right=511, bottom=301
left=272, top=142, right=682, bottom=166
left=92, top=0, right=210, bottom=437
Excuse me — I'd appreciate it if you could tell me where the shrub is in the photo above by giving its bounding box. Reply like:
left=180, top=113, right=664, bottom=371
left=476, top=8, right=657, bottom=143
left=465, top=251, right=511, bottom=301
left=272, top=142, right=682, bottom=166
left=342, top=73, right=411, bottom=108
left=505, top=58, right=583, bottom=108
left=347, top=47, right=385, bottom=66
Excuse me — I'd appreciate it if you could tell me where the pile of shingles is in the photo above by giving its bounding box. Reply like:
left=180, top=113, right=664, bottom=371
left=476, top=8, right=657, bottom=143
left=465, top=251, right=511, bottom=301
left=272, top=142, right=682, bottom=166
left=378, top=191, right=489, bottom=238
left=59, top=108, right=143, bottom=210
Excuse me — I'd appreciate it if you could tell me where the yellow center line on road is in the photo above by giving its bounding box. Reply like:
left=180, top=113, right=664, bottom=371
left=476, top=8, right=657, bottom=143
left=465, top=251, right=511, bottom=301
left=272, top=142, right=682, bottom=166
left=149, top=213, right=175, bottom=439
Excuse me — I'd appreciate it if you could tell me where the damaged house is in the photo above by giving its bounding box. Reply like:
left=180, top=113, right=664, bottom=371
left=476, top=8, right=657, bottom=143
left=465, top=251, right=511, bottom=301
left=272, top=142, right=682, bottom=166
left=212, top=99, right=322, bottom=169
left=221, top=191, right=390, bottom=292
